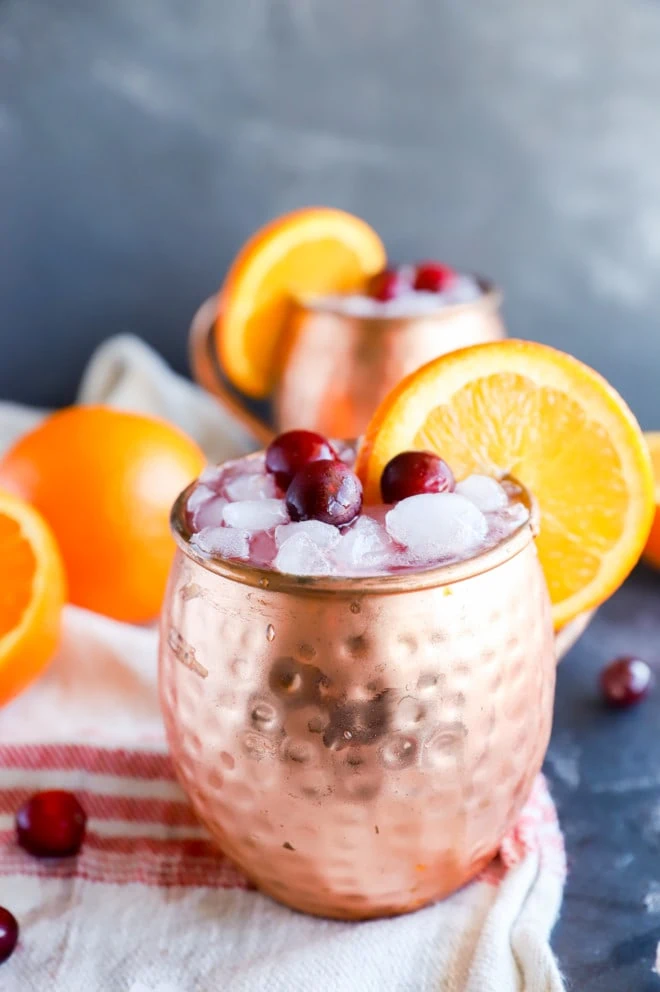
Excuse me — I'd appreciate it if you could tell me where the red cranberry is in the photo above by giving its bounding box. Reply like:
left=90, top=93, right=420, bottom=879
left=381, top=451, right=455, bottom=503
left=0, top=908, right=18, bottom=965
left=16, top=790, right=87, bottom=858
left=286, top=461, right=363, bottom=526
left=367, top=267, right=413, bottom=302
left=413, top=261, right=457, bottom=294
left=265, top=431, right=338, bottom=489
left=600, top=656, right=652, bottom=708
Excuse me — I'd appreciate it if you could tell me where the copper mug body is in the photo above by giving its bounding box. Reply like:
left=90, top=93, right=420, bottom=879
left=189, top=283, right=506, bottom=444
left=159, top=484, right=555, bottom=920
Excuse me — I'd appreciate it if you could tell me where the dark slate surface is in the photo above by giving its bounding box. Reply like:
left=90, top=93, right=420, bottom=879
left=547, top=565, right=660, bottom=991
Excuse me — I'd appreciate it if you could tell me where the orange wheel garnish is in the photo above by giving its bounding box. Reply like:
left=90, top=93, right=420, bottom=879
left=356, top=340, right=654, bottom=629
left=0, top=490, right=66, bottom=706
left=217, top=207, right=386, bottom=399
left=642, top=432, right=660, bottom=570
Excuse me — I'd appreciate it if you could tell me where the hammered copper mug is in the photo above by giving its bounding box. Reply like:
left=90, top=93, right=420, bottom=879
left=189, top=281, right=506, bottom=445
left=159, top=478, right=556, bottom=920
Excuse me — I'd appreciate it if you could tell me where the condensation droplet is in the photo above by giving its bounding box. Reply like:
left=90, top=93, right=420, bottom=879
left=343, top=731, right=353, bottom=741
left=259, top=577, right=270, bottom=589
left=251, top=701, right=277, bottom=729
left=380, top=735, right=417, bottom=770
left=266, top=624, right=275, bottom=642
left=350, top=601, right=361, bottom=615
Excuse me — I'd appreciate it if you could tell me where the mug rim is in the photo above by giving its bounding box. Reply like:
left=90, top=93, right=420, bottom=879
left=296, top=276, right=502, bottom=324
left=170, top=460, right=536, bottom=596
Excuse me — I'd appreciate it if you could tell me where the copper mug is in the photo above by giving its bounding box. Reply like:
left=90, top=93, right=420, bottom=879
left=160, top=475, right=560, bottom=920
left=189, top=281, right=506, bottom=445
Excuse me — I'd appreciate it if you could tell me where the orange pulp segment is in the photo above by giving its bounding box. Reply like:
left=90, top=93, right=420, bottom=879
left=0, top=489, right=66, bottom=706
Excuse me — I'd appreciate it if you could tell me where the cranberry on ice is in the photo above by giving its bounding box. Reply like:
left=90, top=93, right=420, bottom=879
left=367, top=267, right=413, bottom=302
left=0, top=908, right=18, bottom=965
left=286, top=461, right=363, bottom=527
left=381, top=451, right=455, bottom=503
left=265, top=431, right=337, bottom=489
left=16, top=790, right=87, bottom=858
left=600, top=657, right=652, bottom=708
left=413, top=261, right=457, bottom=293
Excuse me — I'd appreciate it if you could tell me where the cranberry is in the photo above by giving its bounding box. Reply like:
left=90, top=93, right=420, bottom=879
left=0, top=908, right=18, bottom=965
left=381, top=451, right=455, bottom=503
left=286, top=461, right=363, bottom=526
left=367, top=267, right=413, bottom=302
left=265, top=431, right=337, bottom=490
left=413, top=261, right=457, bottom=294
left=600, top=656, right=652, bottom=708
left=16, top=790, right=87, bottom=858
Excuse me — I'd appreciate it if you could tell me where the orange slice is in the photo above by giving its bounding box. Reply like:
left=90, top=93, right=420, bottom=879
left=356, top=340, right=654, bottom=628
left=217, top=208, right=386, bottom=398
left=642, top=432, right=660, bottom=570
left=0, top=490, right=66, bottom=706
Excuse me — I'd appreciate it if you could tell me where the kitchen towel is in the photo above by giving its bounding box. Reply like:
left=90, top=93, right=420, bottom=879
left=0, top=334, right=566, bottom=991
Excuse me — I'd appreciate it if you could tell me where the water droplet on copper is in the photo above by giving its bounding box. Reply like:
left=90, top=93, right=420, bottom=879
left=251, top=701, right=277, bottom=729
left=350, top=601, right=361, bottom=615
left=266, top=624, right=275, bottom=642
left=259, top=577, right=270, bottom=589
left=343, top=730, right=353, bottom=741
left=380, top=735, right=417, bottom=769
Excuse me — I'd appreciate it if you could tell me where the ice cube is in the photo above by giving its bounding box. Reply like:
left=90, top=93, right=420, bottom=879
left=455, top=475, right=508, bottom=513
left=385, top=493, right=488, bottom=562
left=187, top=484, right=216, bottom=517
left=223, top=499, right=288, bottom=531
left=334, top=515, right=394, bottom=570
left=275, top=520, right=341, bottom=549
left=224, top=471, right=278, bottom=501
left=197, top=465, right=225, bottom=491
left=335, top=441, right=357, bottom=467
left=191, top=526, right=250, bottom=559
left=193, top=495, right=228, bottom=530
left=444, top=274, right=481, bottom=305
left=274, top=532, right=334, bottom=576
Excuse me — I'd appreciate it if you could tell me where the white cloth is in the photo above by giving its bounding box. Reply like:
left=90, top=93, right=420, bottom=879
left=0, top=335, right=566, bottom=991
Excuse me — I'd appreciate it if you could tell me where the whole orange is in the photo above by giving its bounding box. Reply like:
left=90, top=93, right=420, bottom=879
left=0, top=406, right=205, bottom=623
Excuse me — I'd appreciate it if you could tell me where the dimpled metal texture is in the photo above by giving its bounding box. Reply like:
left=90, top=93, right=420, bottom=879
left=159, top=528, right=555, bottom=920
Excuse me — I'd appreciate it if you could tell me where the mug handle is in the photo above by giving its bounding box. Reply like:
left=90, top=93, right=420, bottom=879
left=189, top=295, right=275, bottom=447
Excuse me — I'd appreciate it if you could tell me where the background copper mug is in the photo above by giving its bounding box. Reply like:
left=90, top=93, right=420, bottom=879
left=160, top=475, right=557, bottom=920
left=189, top=281, right=506, bottom=444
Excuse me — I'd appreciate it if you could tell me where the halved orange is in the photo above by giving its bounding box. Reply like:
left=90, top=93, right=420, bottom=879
left=0, top=490, right=66, bottom=706
left=217, top=208, right=386, bottom=398
left=356, top=340, right=654, bottom=628
left=642, top=432, right=660, bottom=570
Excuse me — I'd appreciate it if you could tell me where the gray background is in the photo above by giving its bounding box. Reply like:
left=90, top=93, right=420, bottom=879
left=3, top=4, right=660, bottom=987
left=2, top=0, right=660, bottom=424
